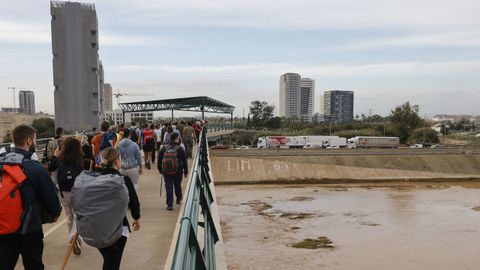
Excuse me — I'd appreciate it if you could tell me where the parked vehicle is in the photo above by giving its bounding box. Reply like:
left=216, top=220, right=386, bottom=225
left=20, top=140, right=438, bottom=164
left=347, top=136, right=400, bottom=149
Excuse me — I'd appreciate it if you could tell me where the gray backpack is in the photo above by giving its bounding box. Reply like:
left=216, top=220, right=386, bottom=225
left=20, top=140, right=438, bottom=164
left=71, top=171, right=129, bottom=249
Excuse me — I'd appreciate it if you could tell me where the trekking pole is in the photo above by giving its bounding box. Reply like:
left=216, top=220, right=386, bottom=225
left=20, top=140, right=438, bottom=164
left=59, top=233, right=78, bottom=270
left=160, top=174, right=163, bottom=197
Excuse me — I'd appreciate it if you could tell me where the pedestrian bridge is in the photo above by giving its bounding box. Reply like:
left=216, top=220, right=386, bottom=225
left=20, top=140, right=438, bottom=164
left=16, top=128, right=228, bottom=270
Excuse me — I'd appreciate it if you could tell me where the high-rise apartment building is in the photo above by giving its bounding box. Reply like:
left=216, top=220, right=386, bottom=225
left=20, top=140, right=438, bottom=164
left=19, top=91, right=35, bottom=114
left=300, top=78, right=314, bottom=121
left=279, top=73, right=301, bottom=118
left=103, top=83, right=113, bottom=111
left=51, top=1, right=101, bottom=131
left=98, top=61, right=105, bottom=118
left=319, top=95, right=324, bottom=115
left=279, top=73, right=315, bottom=121
left=323, top=90, right=354, bottom=123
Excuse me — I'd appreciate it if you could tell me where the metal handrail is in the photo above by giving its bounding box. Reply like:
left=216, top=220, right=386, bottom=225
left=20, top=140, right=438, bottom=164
left=171, top=127, right=220, bottom=270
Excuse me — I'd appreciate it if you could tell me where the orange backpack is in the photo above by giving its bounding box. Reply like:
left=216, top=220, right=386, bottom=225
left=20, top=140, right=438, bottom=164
left=0, top=153, right=27, bottom=235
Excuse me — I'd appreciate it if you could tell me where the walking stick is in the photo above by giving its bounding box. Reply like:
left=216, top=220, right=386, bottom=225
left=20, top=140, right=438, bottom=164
left=160, top=174, right=163, bottom=197
left=59, top=233, right=78, bottom=270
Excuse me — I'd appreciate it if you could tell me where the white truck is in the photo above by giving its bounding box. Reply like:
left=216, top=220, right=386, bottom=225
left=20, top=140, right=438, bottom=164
left=257, top=136, right=288, bottom=148
left=257, top=136, right=346, bottom=149
left=322, top=137, right=347, bottom=148
left=347, top=136, right=400, bottom=149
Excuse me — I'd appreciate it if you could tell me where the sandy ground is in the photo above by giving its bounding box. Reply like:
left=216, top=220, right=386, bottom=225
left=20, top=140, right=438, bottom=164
left=217, top=183, right=480, bottom=270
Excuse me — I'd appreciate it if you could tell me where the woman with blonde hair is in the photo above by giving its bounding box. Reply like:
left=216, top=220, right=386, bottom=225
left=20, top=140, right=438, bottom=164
left=98, top=147, right=141, bottom=270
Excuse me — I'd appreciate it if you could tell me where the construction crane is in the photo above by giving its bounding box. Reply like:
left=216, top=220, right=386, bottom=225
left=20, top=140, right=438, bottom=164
left=112, top=89, right=152, bottom=108
left=6, top=87, right=26, bottom=111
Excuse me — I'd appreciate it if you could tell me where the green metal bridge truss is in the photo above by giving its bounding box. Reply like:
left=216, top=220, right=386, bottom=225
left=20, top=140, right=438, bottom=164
left=118, top=96, right=235, bottom=115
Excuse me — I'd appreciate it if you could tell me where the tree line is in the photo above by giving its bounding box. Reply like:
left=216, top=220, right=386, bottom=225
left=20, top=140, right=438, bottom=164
left=233, top=100, right=443, bottom=145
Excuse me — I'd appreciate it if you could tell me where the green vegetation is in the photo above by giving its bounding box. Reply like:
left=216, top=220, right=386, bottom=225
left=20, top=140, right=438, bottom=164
left=389, top=102, right=422, bottom=143
left=233, top=100, right=447, bottom=145
left=474, top=137, right=480, bottom=146
left=409, top=127, right=439, bottom=144
left=248, top=100, right=275, bottom=128
left=32, top=118, right=55, bottom=138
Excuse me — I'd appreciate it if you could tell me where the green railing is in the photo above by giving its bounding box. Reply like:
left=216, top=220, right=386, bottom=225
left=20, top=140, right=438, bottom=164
left=171, top=127, right=220, bottom=270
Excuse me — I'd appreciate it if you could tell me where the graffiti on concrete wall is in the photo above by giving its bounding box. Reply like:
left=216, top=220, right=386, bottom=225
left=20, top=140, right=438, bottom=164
left=225, top=159, right=291, bottom=172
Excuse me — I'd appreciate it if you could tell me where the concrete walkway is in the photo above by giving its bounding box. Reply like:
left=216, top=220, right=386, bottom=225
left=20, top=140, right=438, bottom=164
left=16, top=166, right=187, bottom=270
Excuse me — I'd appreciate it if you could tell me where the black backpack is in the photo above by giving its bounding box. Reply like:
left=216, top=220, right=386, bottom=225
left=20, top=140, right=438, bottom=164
left=130, top=128, right=139, bottom=143
left=57, top=163, right=83, bottom=194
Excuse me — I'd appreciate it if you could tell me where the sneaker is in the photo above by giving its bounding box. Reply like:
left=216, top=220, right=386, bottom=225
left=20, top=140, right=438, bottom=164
left=72, top=240, right=81, bottom=256
left=167, top=206, right=173, bottom=211
left=176, top=197, right=182, bottom=204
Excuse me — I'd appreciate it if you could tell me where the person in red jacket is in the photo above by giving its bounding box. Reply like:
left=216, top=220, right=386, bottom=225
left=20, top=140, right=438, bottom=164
left=142, top=123, right=155, bottom=170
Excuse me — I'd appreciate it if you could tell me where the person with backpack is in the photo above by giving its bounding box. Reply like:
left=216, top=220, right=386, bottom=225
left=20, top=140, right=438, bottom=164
left=118, top=129, right=143, bottom=191
left=47, top=137, right=84, bottom=256
left=0, top=125, right=62, bottom=270
left=142, top=124, right=155, bottom=170
left=92, top=121, right=110, bottom=169
left=45, top=127, right=64, bottom=164
left=72, top=147, right=140, bottom=270
left=129, top=122, right=141, bottom=147
left=157, top=132, right=188, bottom=210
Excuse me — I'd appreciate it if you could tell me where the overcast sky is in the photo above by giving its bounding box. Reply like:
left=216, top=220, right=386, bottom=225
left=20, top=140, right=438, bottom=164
left=0, top=0, right=479, bottom=118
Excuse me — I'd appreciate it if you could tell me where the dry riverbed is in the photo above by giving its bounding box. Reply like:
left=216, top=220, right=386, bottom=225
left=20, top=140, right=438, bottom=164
left=217, top=182, right=480, bottom=270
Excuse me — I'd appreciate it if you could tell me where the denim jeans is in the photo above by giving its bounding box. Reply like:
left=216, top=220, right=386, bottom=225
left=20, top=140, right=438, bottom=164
left=163, top=173, right=183, bottom=207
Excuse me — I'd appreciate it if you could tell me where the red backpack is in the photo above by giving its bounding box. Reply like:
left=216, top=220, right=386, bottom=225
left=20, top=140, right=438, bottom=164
left=143, top=129, right=154, bottom=144
left=0, top=153, right=27, bottom=235
left=161, top=146, right=180, bottom=175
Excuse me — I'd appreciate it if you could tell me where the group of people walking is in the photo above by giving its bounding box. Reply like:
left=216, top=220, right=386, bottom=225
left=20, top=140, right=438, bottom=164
left=0, top=119, right=204, bottom=269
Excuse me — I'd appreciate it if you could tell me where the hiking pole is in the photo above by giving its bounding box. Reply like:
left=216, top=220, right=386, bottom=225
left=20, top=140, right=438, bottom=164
left=60, top=233, right=78, bottom=270
left=160, top=175, right=163, bottom=197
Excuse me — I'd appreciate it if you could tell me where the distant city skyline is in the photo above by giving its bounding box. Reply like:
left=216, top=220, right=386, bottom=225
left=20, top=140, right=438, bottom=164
left=0, top=0, right=479, bottom=118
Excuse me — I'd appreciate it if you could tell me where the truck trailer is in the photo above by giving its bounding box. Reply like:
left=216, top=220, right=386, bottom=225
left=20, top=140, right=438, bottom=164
left=347, top=136, right=400, bottom=149
left=257, top=136, right=345, bottom=149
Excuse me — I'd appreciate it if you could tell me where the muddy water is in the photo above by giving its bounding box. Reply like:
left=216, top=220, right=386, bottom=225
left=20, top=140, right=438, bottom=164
left=217, top=183, right=480, bottom=270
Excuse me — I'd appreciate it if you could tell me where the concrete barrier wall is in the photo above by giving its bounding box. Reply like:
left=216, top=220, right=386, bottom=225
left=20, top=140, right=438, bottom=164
left=211, top=154, right=480, bottom=184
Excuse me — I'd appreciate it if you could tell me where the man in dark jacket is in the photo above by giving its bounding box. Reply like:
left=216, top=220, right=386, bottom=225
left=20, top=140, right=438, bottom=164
left=0, top=125, right=62, bottom=270
left=157, top=132, right=188, bottom=210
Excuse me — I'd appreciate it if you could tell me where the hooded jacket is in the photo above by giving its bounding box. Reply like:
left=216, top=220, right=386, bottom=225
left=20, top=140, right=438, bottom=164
left=118, top=138, right=142, bottom=169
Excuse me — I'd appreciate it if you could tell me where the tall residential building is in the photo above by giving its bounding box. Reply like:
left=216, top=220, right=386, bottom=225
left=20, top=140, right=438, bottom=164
left=51, top=1, right=101, bottom=131
left=18, top=90, right=35, bottom=114
left=300, top=78, right=315, bottom=121
left=103, top=83, right=113, bottom=111
left=279, top=73, right=301, bottom=118
left=323, top=90, right=354, bottom=124
left=319, top=95, right=324, bottom=114
left=98, top=61, right=105, bottom=118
